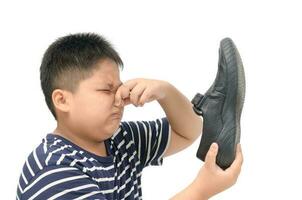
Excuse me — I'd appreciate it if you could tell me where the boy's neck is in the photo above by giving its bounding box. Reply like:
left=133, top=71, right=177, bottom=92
left=53, top=123, right=108, bottom=157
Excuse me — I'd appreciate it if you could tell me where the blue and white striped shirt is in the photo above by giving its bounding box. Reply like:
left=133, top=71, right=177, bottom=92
left=17, top=118, right=171, bottom=200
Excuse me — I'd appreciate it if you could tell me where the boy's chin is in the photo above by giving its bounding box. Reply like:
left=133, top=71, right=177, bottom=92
left=111, top=121, right=121, bottom=133
left=101, top=121, right=121, bottom=138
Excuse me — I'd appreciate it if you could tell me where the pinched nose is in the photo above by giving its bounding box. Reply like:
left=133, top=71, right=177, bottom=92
left=113, top=97, right=125, bottom=108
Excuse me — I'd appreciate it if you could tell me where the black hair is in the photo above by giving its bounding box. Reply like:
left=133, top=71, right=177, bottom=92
left=40, top=33, right=123, bottom=120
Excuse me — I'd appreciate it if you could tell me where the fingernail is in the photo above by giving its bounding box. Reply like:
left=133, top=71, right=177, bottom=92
left=212, top=143, right=218, bottom=151
left=238, top=143, right=242, bottom=151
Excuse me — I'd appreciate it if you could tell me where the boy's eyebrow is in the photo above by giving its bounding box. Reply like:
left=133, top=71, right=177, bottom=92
left=104, top=82, right=123, bottom=89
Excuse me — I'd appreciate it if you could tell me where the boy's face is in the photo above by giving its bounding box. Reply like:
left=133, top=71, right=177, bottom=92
left=68, top=58, right=123, bottom=142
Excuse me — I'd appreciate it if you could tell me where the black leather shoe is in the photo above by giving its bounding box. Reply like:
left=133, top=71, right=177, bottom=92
left=191, top=38, right=245, bottom=170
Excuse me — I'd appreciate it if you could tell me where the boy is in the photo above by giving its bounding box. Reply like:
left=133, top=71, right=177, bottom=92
left=17, top=33, right=243, bottom=200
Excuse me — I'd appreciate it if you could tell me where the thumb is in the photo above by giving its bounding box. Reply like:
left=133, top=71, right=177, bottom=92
left=205, top=143, right=219, bottom=169
left=123, top=97, right=132, bottom=106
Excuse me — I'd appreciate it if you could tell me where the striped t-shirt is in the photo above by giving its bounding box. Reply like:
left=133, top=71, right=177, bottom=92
left=17, top=118, right=171, bottom=200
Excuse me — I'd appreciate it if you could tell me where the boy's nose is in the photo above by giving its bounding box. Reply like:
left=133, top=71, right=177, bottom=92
left=113, top=95, right=124, bottom=108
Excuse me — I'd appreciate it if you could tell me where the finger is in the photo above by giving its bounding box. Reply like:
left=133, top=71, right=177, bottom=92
left=226, top=143, right=243, bottom=173
left=129, top=85, right=146, bottom=106
left=138, top=88, right=153, bottom=105
left=114, top=87, right=122, bottom=106
left=205, top=143, right=219, bottom=169
left=123, top=79, right=139, bottom=91
left=120, top=85, right=131, bottom=100
left=123, top=97, right=132, bottom=106
left=115, top=85, right=130, bottom=106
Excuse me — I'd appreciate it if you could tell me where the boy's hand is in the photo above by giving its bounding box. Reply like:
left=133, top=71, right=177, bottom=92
left=194, top=143, right=243, bottom=199
left=114, top=78, right=168, bottom=107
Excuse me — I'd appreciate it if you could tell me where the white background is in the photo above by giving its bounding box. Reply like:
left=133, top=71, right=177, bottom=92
left=1, top=0, right=301, bottom=199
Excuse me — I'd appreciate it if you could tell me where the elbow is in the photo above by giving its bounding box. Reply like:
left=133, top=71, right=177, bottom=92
left=187, top=116, right=203, bottom=142
left=194, top=117, right=203, bottom=141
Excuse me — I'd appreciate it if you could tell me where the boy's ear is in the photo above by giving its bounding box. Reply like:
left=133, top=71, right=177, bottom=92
left=52, top=89, right=72, bottom=113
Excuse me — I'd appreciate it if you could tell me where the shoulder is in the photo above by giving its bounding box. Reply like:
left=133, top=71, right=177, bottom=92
left=17, top=134, right=102, bottom=198
left=19, top=134, right=96, bottom=185
left=17, top=164, right=101, bottom=199
left=39, top=134, right=92, bottom=168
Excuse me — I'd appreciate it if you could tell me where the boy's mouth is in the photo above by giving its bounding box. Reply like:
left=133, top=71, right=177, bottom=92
left=111, top=112, right=123, bottom=119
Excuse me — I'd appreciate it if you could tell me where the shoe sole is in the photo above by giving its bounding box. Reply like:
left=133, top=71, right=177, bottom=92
left=218, top=38, right=245, bottom=168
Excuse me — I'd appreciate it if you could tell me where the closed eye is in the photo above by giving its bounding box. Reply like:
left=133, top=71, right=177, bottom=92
left=97, top=89, right=109, bottom=91
left=96, top=89, right=116, bottom=94
left=96, top=85, right=119, bottom=93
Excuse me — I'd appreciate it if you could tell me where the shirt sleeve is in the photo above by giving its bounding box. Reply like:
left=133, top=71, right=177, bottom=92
left=121, top=117, right=171, bottom=170
left=17, top=165, right=107, bottom=200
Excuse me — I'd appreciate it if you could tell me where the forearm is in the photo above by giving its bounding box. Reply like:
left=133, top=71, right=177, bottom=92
left=169, top=179, right=208, bottom=200
left=158, top=82, right=203, bottom=141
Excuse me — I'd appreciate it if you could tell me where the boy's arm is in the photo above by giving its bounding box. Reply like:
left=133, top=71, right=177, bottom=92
left=170, top=143, right=243, bottom=200
left=157, top=81, right=202, bottom=157
left=115, top=79, right=243, bottom=199
left=169, top=179, right=208, bottom=200
left=115, top=79, right=202, bottom=157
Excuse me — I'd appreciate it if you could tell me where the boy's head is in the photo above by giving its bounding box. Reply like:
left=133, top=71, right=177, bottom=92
left=40, top=33, right=124, bottom=141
